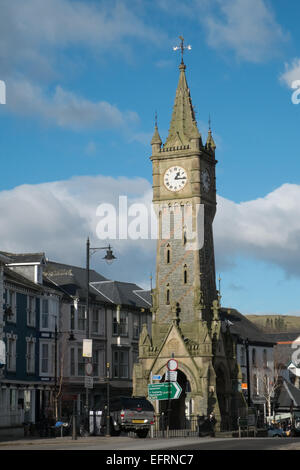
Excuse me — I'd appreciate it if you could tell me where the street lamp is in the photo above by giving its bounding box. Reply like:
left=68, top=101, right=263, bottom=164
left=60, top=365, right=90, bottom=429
left=54, top=321, right=77, bottom=418
left=243, top=338, right=251, bottom=408
left=85, top=238, right=116, bottom=434
left=106, top=362, right=110, bottom=437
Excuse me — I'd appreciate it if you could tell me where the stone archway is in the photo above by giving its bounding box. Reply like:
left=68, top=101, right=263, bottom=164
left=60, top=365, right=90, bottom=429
left=159, top=369, right=190, bottom=429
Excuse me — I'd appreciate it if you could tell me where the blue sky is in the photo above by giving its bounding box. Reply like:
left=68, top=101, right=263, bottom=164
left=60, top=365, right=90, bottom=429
left=1, top=0, right=300, bottom=315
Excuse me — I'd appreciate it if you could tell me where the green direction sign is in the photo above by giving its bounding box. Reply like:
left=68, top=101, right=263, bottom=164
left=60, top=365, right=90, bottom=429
left=148, top=382, right=182, bottom=401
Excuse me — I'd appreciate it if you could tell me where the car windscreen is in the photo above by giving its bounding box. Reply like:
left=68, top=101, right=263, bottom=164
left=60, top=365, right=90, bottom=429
left=120, top=397, right=154, bottom=411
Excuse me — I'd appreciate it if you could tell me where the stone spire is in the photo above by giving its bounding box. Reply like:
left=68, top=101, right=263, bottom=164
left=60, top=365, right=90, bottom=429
left=164, top=62, right=201, bottom=149
left=206, top=116, right=216, bottom=151
left=151, top=112, right=162, bottom=153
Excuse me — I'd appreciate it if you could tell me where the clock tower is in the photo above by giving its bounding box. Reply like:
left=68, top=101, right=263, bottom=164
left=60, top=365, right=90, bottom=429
left=133, top=53, right=243, bottom=430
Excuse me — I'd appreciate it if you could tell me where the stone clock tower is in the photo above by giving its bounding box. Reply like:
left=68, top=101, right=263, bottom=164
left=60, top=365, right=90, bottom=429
left=133, top=56, right=243, bottom=430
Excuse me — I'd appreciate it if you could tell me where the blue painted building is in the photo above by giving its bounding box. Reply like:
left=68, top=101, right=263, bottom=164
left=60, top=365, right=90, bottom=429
left=0, top=253, right=61, bottom=434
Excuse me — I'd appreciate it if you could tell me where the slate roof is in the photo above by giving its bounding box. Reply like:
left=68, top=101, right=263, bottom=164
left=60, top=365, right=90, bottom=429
left=276, top=380, right=300, bottom=410
left=4, top=266, right=44, bottom=292
left=91, top=281, right=152, bottom=309
left=43, top=261, right=151, bottom=309
left=264, top=332, right=300, bottom=343
left=43, top=260, right=109, bottom=302
left=0, top=251, right=46, bottom=264
left=220, top=308, right=276, bottom=346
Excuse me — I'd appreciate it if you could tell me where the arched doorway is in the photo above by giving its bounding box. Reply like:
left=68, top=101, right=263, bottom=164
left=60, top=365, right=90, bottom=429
left=159, top=370, right=190, bottom=429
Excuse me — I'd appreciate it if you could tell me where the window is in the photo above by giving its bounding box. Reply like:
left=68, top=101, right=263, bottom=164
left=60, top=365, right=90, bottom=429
left=93, top=349, right=105, bottom=377
left=78, top=348, right=85, bottom=376
left=92, top=310, right=99, bottom=334
left=41, top=299, right=49, bottom=329
left=26, top=339, right=35, bottom=374
left=78, top=306, right=86, bottom=331
left=119, top=312, right=128, bottom=336
left=113, top=349, right=129, bottom=379
left=263, top=349, right=268, bottom=368
left=112, top=311, right=118, bottom=336
left=167, top=249, right=170, bottom=264
left=252, top=348, right=256, bottom=367
left=5, top=289, right=16, bottom=323
left=41, top=343, right=49, bottom=374
left=133, top=315, right=140, bottom=339
left=27, top=296, right=36, bottom=327
left=184, top=269, right=187, bottom=284
left=7, top=336, right=17, bottom=371
left=70, top=305, right=75, bottom=331
left=166, top=288, right=170, bottom=305
left=112, top=310, right=128, bottom=336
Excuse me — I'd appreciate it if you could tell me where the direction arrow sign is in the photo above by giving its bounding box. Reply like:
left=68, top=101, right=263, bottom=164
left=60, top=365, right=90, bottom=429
left=148, top=382, right=182, bottom=401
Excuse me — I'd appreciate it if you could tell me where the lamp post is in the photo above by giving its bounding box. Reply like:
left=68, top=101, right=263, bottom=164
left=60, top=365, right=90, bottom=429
left=84, top=238, right=116, bottom=435
left=243, top=338, right=251, bottom=408
left=106, top=362, right=110, bottom=437
left=54, top=320, right=76, bottom=421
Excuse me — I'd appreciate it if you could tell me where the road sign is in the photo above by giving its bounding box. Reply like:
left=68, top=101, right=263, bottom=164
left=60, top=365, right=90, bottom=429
left=165, top=370, right=177, bottom=382
left=152, top=375, right=162, bottom=381
left=85, top=376, right=94, bottom=389
left=148, top=382, right=182, bottom=401
left=167, top=359, right=178, bottom=371
left=85, top=362, right=93, bottom=376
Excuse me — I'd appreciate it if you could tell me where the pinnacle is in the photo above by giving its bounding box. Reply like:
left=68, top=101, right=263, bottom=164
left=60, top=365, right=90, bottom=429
left=164, top=63, right=201, bottom=148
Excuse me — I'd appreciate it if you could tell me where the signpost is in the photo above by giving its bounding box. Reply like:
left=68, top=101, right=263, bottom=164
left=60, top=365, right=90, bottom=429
left=165, top=370, right=177, bottom=382
left=148, top=382, right=182, bottom=401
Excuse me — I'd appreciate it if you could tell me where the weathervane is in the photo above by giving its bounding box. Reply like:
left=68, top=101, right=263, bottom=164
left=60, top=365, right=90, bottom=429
left=173, top=36, right=191, bottom=64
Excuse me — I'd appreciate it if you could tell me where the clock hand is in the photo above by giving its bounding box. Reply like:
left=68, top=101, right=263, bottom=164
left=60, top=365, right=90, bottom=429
left=174, top=173, right=186, bottom=180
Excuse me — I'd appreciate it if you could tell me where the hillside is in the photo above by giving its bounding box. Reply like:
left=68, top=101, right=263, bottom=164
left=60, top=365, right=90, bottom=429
left=245, top=315, right=300, bottom=333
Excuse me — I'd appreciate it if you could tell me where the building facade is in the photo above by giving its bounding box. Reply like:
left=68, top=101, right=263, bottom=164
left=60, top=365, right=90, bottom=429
left=43, top=261, right=152, bottom=419
left=0, top=253, right=62, bottom=435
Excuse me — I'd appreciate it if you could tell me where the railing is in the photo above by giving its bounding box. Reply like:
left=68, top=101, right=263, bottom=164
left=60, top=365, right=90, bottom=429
left=129, top=416, right=211, bottom=439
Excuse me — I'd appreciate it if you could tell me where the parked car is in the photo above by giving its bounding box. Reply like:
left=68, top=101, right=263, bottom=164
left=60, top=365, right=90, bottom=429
left=99, top=396, right=155, bottom=438
left=267, top=427, right=286, bottom=437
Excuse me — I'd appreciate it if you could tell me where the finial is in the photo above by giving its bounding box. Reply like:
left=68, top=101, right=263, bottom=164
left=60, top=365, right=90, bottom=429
left=173, top=35, right=191, bottom=65
left=155, top=110, right=158, bottom=128
left=208, top=114, right=211, bottom=131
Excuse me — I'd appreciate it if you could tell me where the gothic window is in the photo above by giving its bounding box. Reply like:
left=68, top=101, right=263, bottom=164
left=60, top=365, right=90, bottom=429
left=165, top=244, right=171, bottom=264
left=183, top=265, right=188, bottom=284
left=166, top=287, right=170, bottom=305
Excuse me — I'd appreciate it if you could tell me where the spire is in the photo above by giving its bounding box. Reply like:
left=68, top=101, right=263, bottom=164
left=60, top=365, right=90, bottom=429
left=151, top=111, right=162, bottom=146
left=206, top=115, right=216, bottom=151
left=164, top=62, right=201, bottom=149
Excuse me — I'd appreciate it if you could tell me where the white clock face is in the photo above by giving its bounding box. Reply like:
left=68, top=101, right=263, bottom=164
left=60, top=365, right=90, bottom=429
left=201, top=169, right=211, bottom=192
left=164, top=166, right=187, bottom=192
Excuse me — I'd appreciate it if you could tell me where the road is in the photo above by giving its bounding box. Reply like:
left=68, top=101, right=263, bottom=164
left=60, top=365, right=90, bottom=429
left=1, top=435, right=300, bottom=451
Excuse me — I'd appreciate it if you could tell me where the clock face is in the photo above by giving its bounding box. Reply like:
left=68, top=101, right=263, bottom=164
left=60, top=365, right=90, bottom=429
left=164, top=166, right=187, bottom=192
left=201, top=169, right=211, bottom=192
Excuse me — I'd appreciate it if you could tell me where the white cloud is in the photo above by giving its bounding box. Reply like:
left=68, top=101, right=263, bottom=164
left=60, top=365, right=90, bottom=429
left=203, top=0, right=288, bottom=63
left=2, top=177, right=300, bottom=287
left=214, top=184, right=300, bottom=276
left=280, top=58, right=300, bottom=88
left=0, top=0, right=165, bottom=79
left=155, top=0, right=288, bottom=63
left=6, top=80, right=139, bottom=130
